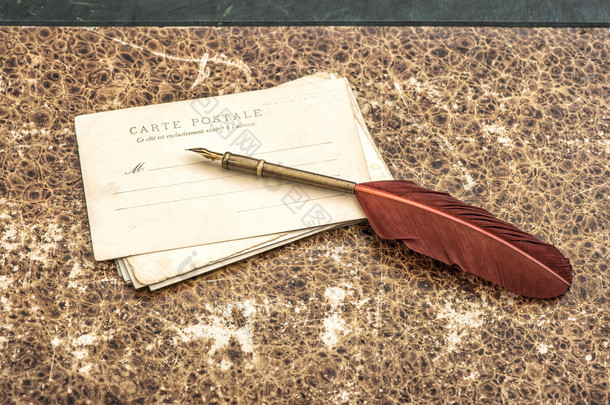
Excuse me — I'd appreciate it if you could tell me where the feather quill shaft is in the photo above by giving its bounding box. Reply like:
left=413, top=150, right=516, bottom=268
left=189, top=148, right=573, bottom=298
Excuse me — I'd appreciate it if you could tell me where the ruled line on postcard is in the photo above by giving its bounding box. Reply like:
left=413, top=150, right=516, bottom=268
left=146, top=141, right=333, bottom=171
left=258, top=141, right=333, bottom=156
left=290, top=158, right=337, bottom=168
left=114, top=159, right=337, bottom=195
left=236, top=193, right=345, bottom=213
left=148, top=161, right=213, bottom=171
left=115, top=181, right=294, bottom=211
left=113, top=173, right=245, bottom=195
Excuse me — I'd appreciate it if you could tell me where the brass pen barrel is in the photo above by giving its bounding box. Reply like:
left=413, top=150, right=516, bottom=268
left=188, top=148, right=356, bottom=194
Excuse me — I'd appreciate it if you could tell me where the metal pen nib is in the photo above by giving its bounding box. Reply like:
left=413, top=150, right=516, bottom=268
left=187, top=147, right=356, bottom=193
left=186, top=147, right=224, bottom=161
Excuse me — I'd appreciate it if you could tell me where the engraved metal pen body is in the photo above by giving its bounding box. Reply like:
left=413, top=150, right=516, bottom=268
left=188, top=148, right=356, bottom=193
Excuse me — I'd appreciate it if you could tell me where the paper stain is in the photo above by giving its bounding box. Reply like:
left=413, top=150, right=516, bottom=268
left=0, top=275, right=14, bottom=290
left=67, top=333, right=97, bottom=361
left=219, top=359, right=232, bottom=371
left=173, top=299, right=257, bottom=358
left=71, top=349, right=89, bottom=360
left=28, top=221, right=64, bottom=262
left=435, top=300, right=485, bottom=352
left=536, top=342, right=550, bottom=354
left=406, top=78, right=447, bottom=107
left=1, top=195, right=96, bottom=294
left=106, top=35, right=252, bottom=85
left=180, top=317, right=254, bottom=355
left=317, top=244, right=349, bottom=265
left=1, top=205, right=64, bottom=264
left=482, top=124, right=515, bottom=147
left=394, top=81, right=409, bottom=109
left=464, top=371, right=480, bottom=381
left=0, top=201, right=22, bottom=260
left=572, top=181, right=608, bottom=198
left=497, top=136, right=513, bottom=146
left=109, top=36, right=196, bottom=63
left=321, top=287, right=350, bottom=348
left=436, top=135, right=476, bottom=190
left=189, top=52, right=252, bottom=88
left=78, top=364, right=93, bottom=374
left=75, top=333, right=97, bottom=346
left=190, top=53, right=210, bottom=90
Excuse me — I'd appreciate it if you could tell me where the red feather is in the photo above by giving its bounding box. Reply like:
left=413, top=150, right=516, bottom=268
left=355, top=180, right=572, bottom=298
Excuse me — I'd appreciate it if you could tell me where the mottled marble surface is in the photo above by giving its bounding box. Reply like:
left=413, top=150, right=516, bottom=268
left=0, top=27, right=608, bottom=403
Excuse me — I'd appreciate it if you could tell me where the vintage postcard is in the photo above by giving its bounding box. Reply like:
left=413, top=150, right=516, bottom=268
left=76, top=78, right=371, bottom=260
left=118, top=74, right=393, bottom=289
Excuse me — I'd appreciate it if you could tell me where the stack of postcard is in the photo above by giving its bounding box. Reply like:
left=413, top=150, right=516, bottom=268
left=75, top=73, right=392, bottom=289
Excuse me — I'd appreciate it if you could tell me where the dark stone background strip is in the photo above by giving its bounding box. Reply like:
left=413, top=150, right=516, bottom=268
left=0, top=0, right=609, bottom=25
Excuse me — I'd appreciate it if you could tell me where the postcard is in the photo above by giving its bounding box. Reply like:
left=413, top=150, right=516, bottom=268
left=118, top=74, right=393, bottom=289
left=76, top=78, right=371, bottom=260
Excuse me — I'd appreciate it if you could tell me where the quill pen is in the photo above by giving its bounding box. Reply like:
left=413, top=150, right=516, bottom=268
left=188, top=148, right=572, bottom=298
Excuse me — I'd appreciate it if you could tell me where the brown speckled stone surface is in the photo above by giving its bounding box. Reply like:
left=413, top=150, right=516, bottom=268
left=0, top=27, right=609, bottom=403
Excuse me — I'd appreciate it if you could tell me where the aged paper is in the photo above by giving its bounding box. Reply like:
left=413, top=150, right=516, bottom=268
left=152, top=120, right=390, bottom=290
left=76, top=79, right=371, bottom=260
left=117, top=74, right=393, bottom=289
